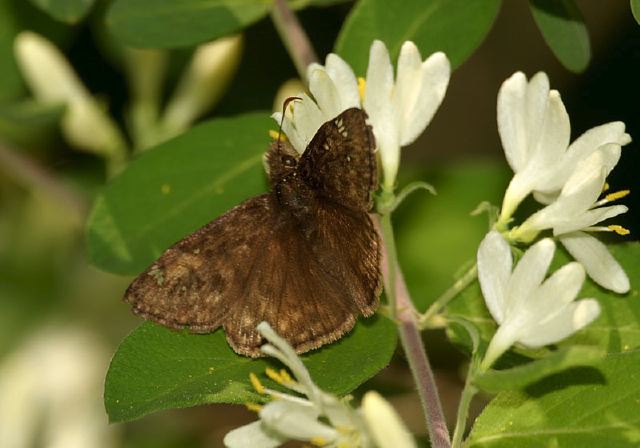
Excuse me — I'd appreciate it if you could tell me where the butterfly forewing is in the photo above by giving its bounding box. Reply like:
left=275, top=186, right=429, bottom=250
left=297, top=108, right=377, bottom=211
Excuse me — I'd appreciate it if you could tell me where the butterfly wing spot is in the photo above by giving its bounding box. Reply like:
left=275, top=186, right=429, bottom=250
left=147, top=266, right=165, bottom=286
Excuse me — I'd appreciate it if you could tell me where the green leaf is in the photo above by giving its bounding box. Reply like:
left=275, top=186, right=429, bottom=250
left=106, top=0, right=272, bottom=48
left=28, top=0, right=95, bottom=23
left=105, top=315, right=397, bottom=422
left=447, top=243, right=640, bottom=356
left=86, top=112, right=272, bottom=274
left=335, top=0, right=503, bottom=74
left=632, top=0, right=640, bottom=25
left=529, top=0, right=591, bottom=73
left=466, top=350, right=640, bottom=447
left=474, top=346, right=604, bottom=393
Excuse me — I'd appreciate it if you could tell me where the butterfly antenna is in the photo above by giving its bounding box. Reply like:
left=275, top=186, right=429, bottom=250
left=277, top=96, right=302, bottom=149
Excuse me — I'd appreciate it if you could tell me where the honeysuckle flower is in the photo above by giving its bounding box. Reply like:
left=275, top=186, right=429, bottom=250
left=497, top=71, right=631, bottom=224
left=224, top=322, right=415, bottom=448
left=0, top=326, right=118, bottom=448
left=361, top=391, right=417, bottom=448
left=363, top=41, right=450, bottom=191
left=509, top=145, right=630, bottom=292
left=163, top=34, right=243, bottom=135
left=272, top=40, right=450, bottom=192
left=14, top=32, right=127, bottom=173
left=477, top=231, right=600, bottom=370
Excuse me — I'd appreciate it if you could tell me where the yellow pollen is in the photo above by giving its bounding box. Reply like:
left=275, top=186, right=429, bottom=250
left=244, top=402, right=263, bottom=412
left=249, top=372, right=265, bottom=394
left=605, top=189, right=630, bottom=201
left=310, top=436, right=327, bottom=446
left=357, top=77, right=366, bottom=101
left=603, top=182, right=610, bottom=192
left=609, top=225, right=630, bottom=235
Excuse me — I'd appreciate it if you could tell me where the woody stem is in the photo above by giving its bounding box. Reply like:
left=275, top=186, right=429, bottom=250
left=378, top=215, right=452, bottom=448
left=271, top=0, right=319, bottom=82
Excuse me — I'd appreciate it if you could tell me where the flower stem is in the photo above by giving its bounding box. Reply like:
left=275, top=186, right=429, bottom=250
left=451, top=365, right=478, bottom=447
left=270, top=0, right=319, bottom=82
left=379, top=213, right=398, bottom=318
left=0, top=141, right=88, bottom=217
left=377, top=215, right=452, bottom=448
left=419, top=264, right=478, bottom=329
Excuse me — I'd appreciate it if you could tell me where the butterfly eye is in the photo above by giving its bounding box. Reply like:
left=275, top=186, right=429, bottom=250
left=281, top=155, right=296, bottom=167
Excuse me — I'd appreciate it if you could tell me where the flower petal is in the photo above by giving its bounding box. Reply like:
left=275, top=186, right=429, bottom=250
left=553, top=205, right=628, bottom=235
left=563, top=121, right=631, bottom=176
left=398, top=46, right=450, bottom=145
left=224, top=421, right=285, bottom=448
left=559, top=232, right=630, bottom=293
left=259, top=400, right=337, bottom=442
left=507, top=238, right=555, bottom=311
left=477, top=231, right=512, bottom=323
left=497, top=72, right=528, bottom=173
left=531, top=262, right=585, bottom=319
left=529, top=90, right=570, bottom=191
left=362, top=391, right=417, bottom=448
left=325, top=54, right=360, bottom=108
left=524, top=72, right=551, bottom=162
left=517, top=299, right=600, bottom=347
left=308, top=68, right=343, bottom=121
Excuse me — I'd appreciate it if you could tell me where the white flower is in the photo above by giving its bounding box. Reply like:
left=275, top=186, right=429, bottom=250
left=497, top=71, right=631, bottom=223
left=14, top=32, right=127, bottom=173
left=363, top=41, right=450, bottom=191
left=224, top=322, right=415, bottom=448
left=162, top=34, right=243, bottom=135
left=272, top=41, right=450, bottom=191
left=496, top=71, right=631, bottom=293
left=510, top=146, right=630, bottom=293
left=272, top=53, right=360, bottom=155
left=477, top=231, right=600, bottom=370
left=361, top=391, right=417, bottom=448
left=0, top=326, right=119, bottom=448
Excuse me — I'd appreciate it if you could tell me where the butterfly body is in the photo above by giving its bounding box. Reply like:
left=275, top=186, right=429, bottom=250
left=125, top=108, right=381, bottom=357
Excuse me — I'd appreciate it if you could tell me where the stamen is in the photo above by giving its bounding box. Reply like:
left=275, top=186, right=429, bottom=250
left=250, top=372, right=265, bottom=394
left=357, top=77, right=366, bottom=102
left=602, top=182, right=610, bottom=192
left=609, top=225, right=630, bottom=235
left=605, top=189, right=630, bottom=202
left=279, top=369, right=293, bottom=383
left=310, top=436, right=327, bottom=446
left=265, top=368, right=284, bottom=384
left=244, top=402, right=263, bottom=413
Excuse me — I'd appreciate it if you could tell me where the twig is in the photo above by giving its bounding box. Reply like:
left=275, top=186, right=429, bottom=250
left=0, top=141, right=89, bottom=217
left=376, top=216, right=452, bottom=448
left=270, top=0, right=319, bottom=82
left=419, top=264, right=478, bottom=329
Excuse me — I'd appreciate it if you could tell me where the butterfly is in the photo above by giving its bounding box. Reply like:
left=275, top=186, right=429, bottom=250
left=124, top=107, right=382, bottom=357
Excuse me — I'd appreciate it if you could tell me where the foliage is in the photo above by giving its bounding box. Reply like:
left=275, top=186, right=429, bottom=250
left=1, top=0, right=639, bottom=447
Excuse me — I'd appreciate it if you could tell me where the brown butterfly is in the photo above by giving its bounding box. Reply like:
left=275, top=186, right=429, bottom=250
left=124, top=107, right=382, bottom=357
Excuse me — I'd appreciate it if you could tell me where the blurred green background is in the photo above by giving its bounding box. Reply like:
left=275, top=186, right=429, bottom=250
left=0, top=0, right=638, bottom=446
